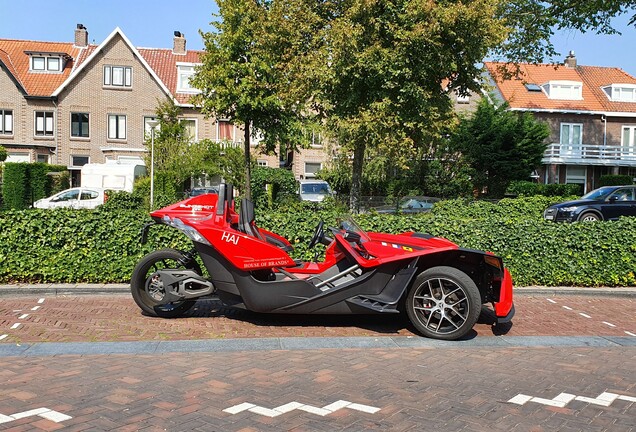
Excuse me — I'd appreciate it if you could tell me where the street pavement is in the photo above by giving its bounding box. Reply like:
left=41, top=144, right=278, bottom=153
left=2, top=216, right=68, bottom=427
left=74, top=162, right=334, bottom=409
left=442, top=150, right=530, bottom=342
left=0, top=288, right=634, bottom=431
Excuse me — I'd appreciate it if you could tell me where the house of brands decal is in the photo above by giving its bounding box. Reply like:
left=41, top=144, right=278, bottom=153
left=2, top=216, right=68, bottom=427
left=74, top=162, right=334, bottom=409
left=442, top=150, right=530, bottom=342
left=221, top=231, right=239, bottom=245
left=243, top=258, right=291, bottom=269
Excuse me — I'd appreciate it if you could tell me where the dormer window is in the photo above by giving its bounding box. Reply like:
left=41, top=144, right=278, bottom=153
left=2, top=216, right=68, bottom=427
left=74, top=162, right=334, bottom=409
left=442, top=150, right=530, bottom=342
left=541, top=80, right=583, bottom=100
left=176, top=63, right=200, bottom=93
left=602, top=84, right=636, bottom=102
left=29, top=54, right=63, bottom=72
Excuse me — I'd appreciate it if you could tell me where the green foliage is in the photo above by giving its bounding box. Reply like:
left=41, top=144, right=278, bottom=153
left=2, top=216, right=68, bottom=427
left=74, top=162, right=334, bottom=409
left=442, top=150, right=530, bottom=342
left=2, top=163, right=28, bottom=209
left=452, top=99, right=550, bottom=198
left=251, top=166, right=297, bottom=209
left=507, top=181, right=582, bottom=197
left=598, top=174, right=634, bottom=187
left=0, top=146, right=7, bottom=162
left=101, top=190, right=145, bottom=211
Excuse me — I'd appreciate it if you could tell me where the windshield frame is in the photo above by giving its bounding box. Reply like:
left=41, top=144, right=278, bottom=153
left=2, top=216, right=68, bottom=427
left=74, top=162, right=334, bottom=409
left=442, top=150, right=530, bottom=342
left=338, top=217, right=371, bottom=243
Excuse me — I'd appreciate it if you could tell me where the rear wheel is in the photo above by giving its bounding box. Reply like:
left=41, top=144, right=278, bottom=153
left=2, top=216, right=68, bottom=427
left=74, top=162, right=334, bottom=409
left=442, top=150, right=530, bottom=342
left=131, top=248, right=199, bottom=318
left=406, top=266, right=481, bottom=340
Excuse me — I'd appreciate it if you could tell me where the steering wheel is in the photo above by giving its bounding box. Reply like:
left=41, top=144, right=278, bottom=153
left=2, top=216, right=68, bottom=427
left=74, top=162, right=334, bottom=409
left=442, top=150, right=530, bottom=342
left=308, top=221, right=325, bottom=249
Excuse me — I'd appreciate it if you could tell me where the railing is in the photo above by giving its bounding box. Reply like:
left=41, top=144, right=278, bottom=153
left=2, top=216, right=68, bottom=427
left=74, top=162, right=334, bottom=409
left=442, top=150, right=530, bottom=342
left=542, top=143, right=636, bottom=166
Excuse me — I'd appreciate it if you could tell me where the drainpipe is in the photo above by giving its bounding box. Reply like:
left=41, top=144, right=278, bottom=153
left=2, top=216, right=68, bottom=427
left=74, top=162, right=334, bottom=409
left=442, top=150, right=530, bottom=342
left=601, top=114, right=607, bottom=147
left=52, top=98, right=59, bottom=165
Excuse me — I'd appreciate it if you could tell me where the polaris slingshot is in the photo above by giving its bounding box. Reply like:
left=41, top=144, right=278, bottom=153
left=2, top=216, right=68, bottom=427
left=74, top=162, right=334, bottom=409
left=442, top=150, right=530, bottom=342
left=131, top=184, right=514, bottom=340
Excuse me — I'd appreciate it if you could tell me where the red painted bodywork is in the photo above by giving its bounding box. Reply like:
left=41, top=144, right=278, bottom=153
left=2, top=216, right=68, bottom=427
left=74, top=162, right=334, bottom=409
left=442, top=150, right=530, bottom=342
left=150, top=193, right=515, bottom=320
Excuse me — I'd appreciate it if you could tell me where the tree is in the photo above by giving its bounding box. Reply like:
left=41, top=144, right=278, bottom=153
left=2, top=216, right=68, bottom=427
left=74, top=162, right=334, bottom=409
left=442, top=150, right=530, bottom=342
left=452, top=99, right=550, bottom=197
left=192, top=0, right=318, bottom=199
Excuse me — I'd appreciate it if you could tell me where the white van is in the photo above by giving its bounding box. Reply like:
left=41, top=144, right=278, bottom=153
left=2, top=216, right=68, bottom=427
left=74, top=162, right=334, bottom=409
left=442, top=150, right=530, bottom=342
left=81, top=161, right=146, bottom=193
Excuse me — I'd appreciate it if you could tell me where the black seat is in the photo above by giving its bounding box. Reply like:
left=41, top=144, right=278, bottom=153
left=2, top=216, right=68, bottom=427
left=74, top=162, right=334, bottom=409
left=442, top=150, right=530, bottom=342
left=239, top=198, right=264, bottom=240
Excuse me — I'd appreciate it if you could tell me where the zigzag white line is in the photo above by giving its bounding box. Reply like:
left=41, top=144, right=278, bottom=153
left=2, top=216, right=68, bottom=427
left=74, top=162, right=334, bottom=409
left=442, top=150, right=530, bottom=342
left=224, top=400, right=380, bottom=418
left=509, top=392, right=636, bottom=409
left=0, top=408, right=72, bottom=424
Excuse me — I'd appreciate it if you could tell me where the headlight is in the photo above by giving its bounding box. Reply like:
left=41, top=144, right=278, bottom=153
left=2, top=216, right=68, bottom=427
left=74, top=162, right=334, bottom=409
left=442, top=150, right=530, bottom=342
left=561, top=206, right=578, bottom=212
left=162, top=216, right=211, bottom=245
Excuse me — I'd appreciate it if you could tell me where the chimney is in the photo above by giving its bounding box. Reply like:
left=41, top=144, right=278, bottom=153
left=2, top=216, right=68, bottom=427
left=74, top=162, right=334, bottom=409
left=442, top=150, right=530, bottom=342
left=564, top=50, right=577, bottom=68
left=74, top=24, right=88, bottom=47
left=173, top=31, right=186, bottom=55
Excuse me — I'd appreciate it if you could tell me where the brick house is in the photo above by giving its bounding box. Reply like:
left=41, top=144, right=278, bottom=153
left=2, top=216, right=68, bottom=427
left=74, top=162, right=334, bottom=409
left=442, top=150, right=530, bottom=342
left=0, top=25, right=329, bottom=187
left=484, top=54, right=636, bottom=193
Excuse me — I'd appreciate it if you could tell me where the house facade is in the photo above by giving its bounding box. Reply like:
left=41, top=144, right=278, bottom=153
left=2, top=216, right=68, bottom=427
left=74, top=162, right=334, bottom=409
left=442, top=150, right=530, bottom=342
left=484, top=54, right=636, bottom=193
left=0, top=25, right=328, bottom=187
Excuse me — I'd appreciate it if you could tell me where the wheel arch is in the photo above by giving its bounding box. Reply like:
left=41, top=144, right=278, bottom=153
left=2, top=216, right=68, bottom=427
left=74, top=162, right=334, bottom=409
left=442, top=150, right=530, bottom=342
left=577, top=209, right=603, bottom=221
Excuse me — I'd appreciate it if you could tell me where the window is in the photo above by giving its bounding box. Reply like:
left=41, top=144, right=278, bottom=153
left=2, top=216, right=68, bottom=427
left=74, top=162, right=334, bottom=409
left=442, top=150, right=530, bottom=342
left=622, top=126, right=636, bottom=156
left=104, top=66, right=132, bottom=87
left=257, top=160, right=268, bottom=167
left=304, top=162, right=322, bottom=178
left=108, top=115, right=126, bottom=139
left=35, top=111, right=54, bottom=136
left=218, top=120, right=234, bottom=141
left=177, top=64, right=200, bottom=93
left=560, top=123, right=582, bottom=154
left=71, top=113, right=90, bottom=138
left=37, top=154, right=49, bottom=163
left=0, top=109, right=12, bottom=135
left=456, top=92, right=470, bottom=104
left=524, top=83, right=542, bottom=92
left=542, top=81, right=583, bottom=100
left=603, top=84, right=636, bottom=102
left=71, top=155, right=89, bottom=167
left=180, top=118, right=197, bottom=141
left=6, top=152, right=29, bottom=163
left=565, top=166, right=586, bottom=189
left=30, top=55, right=62, bottom=72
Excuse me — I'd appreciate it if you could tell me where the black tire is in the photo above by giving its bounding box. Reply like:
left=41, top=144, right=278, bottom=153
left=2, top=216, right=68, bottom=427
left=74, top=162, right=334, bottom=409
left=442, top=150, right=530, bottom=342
left=578, top=212, right=601, bottom=222
left=406, top=266, right=481, bottom=340
left=130, top=248, right=199, bottom=318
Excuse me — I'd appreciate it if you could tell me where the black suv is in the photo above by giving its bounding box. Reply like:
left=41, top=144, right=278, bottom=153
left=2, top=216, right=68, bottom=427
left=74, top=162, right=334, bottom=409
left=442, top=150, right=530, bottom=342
left=543, top=185, right=636, bottom=222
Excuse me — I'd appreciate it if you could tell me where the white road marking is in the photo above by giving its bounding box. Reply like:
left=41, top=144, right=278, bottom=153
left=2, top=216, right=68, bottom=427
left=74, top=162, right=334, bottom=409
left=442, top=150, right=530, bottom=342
left=31, top=306, right=41, bottom=311
left=562, top=305, right=573, bottom=310
left=509, top=391, right=636, bottom=409
left=579, top=313, right=591, bottom=318
left=0, top=408, right=72, bottom=424
left=602, top=321, right=616, bottom=327
left=10, top=323, right=21, bottom=330
left=224, top=400, right=381, bottom=418
left=38, top=298, right=45, bottom=304
left=0, top=335, right=7, bottom=341
left=19, top=314, right=29, bottom=319
left=546, top=298, right=557, bottom=304
left=626, top=331, right=636, bottom=337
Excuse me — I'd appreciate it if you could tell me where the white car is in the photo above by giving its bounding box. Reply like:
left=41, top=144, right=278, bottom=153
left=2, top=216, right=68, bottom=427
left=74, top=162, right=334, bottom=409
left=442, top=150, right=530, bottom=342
left=33, top=187, right=107, bottom=209
left=298, top=180, right=334, bottom=202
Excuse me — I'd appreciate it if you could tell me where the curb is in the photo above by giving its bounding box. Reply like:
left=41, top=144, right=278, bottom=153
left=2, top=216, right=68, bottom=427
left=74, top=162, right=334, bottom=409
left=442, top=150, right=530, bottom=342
left=0, top=284, right=635, bottom=297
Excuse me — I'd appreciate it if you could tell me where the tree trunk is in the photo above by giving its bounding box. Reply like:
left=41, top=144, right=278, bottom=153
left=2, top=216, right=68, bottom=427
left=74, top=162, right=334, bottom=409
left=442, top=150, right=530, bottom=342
left=244, top=123, right=251, bottom=200
left=349, top=139, right=365, bottom=213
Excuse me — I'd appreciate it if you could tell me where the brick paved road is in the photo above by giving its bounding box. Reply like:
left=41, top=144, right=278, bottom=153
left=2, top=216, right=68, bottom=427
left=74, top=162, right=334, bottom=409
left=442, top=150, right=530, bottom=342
left=0, top=294, right=634, bottom=431
left=0, top=294, right=634, bottom=343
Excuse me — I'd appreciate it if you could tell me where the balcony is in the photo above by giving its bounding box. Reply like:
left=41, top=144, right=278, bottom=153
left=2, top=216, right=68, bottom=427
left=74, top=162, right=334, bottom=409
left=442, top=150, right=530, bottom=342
left=542, top=143, right=636, bottom=167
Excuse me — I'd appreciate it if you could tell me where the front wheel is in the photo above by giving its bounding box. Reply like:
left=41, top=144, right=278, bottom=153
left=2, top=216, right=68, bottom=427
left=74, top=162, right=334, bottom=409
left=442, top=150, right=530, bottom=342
left=131, top=248, right=199, bottom=318
left=406, top=266, right=481, bottom=340
left=579, top=212, right=601, bottom=222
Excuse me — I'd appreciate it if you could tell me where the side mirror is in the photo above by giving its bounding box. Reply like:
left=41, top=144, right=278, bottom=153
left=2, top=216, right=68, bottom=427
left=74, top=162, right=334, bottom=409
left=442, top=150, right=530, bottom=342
left=609, top=196, right=618, bottom=203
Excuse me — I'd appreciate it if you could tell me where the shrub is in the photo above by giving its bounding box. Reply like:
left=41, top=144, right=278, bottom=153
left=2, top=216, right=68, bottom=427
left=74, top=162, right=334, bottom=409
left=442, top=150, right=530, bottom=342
left=598, top=174, right=633, bottom=187
left=507, top=181, right=582, bottom=197
left=1, top=163, right=68, bottom=209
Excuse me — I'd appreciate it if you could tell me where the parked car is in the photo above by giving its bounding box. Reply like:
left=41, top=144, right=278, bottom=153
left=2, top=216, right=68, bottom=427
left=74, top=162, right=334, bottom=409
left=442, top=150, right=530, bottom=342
left=375, top=196, right=438, bottom=214
left=298, top=180, right=333, bottom=202
left=189, top=187, right=219, bottom=197
left=33, top=187, right=107, bottom=209
left=543, top=185, right=636, bottom=222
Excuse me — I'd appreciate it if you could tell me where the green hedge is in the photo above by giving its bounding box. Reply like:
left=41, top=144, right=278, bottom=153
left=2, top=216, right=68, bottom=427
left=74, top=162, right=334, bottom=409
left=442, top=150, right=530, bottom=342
left=2, top=163, right=68, bottom=210
left=598, top=174, right=633, bottom=187
left=0, top=197, right=634, bottom=286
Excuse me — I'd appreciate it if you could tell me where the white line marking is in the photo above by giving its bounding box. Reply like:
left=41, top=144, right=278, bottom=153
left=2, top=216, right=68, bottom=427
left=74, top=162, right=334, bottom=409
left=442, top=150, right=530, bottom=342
left=575, top=392, right=618, bottom=407
left=626, top=331, right=636, bottom=337
left=38, top=298, right=45, bottom=304
left=0, top=408, right=72, bottom=424
left=619, top=395, right=636, bottom=402
left=18, top=314, right=29, bottom=320
left=0, top=335, right=7, bottom=341
left=31, top=306, right=41, bottom=311
left=579, top=313, right=591, bottom=318
left=546, top=299, right=557, bottom=304
left=562, top=306, right=573, bottom=310
left=508, top=394, right=533, bottom=405
left=10, top=323, right=21, bottom=330
left=224, top=400, right=381, bottom=417
left=602, top=321, right=616, bottom=327
left=509, top=391, right=636, bottom=409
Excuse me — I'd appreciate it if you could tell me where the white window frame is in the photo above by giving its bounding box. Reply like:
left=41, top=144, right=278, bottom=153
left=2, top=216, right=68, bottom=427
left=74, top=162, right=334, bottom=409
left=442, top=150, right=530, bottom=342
left=217, top=120, right=234, bottom=142
left=30, top=55, right=62, bottom=72
left=108, top=114, right=127, bottom=140
left=70, top=155, right=90, bottom=168
left=70, top=112, right=90, bottom=138
left=622, top=125, right=636, bottom=157
left=542, top=80, right=583, bottom=100
left=560, top=123, right=583, bottom=155
left=176, top=63, right=201, bottom=93
left=603, top=84, right=636, bottom=102
left=0, top=109, right=13, bottom=135
left=34, top=111, right=54, bottom=137
left=104, top=65, right=133, bottom=88
left=257, top=160, right=268, bottom=167
left=179, top=118, right=198, bottom=142
left=304, top=162, right=322, bottom=178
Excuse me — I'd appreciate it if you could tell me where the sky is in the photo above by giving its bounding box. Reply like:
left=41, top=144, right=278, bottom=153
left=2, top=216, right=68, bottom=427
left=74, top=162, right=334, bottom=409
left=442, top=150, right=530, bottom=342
left=1, top=0, right=635, bottom=76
